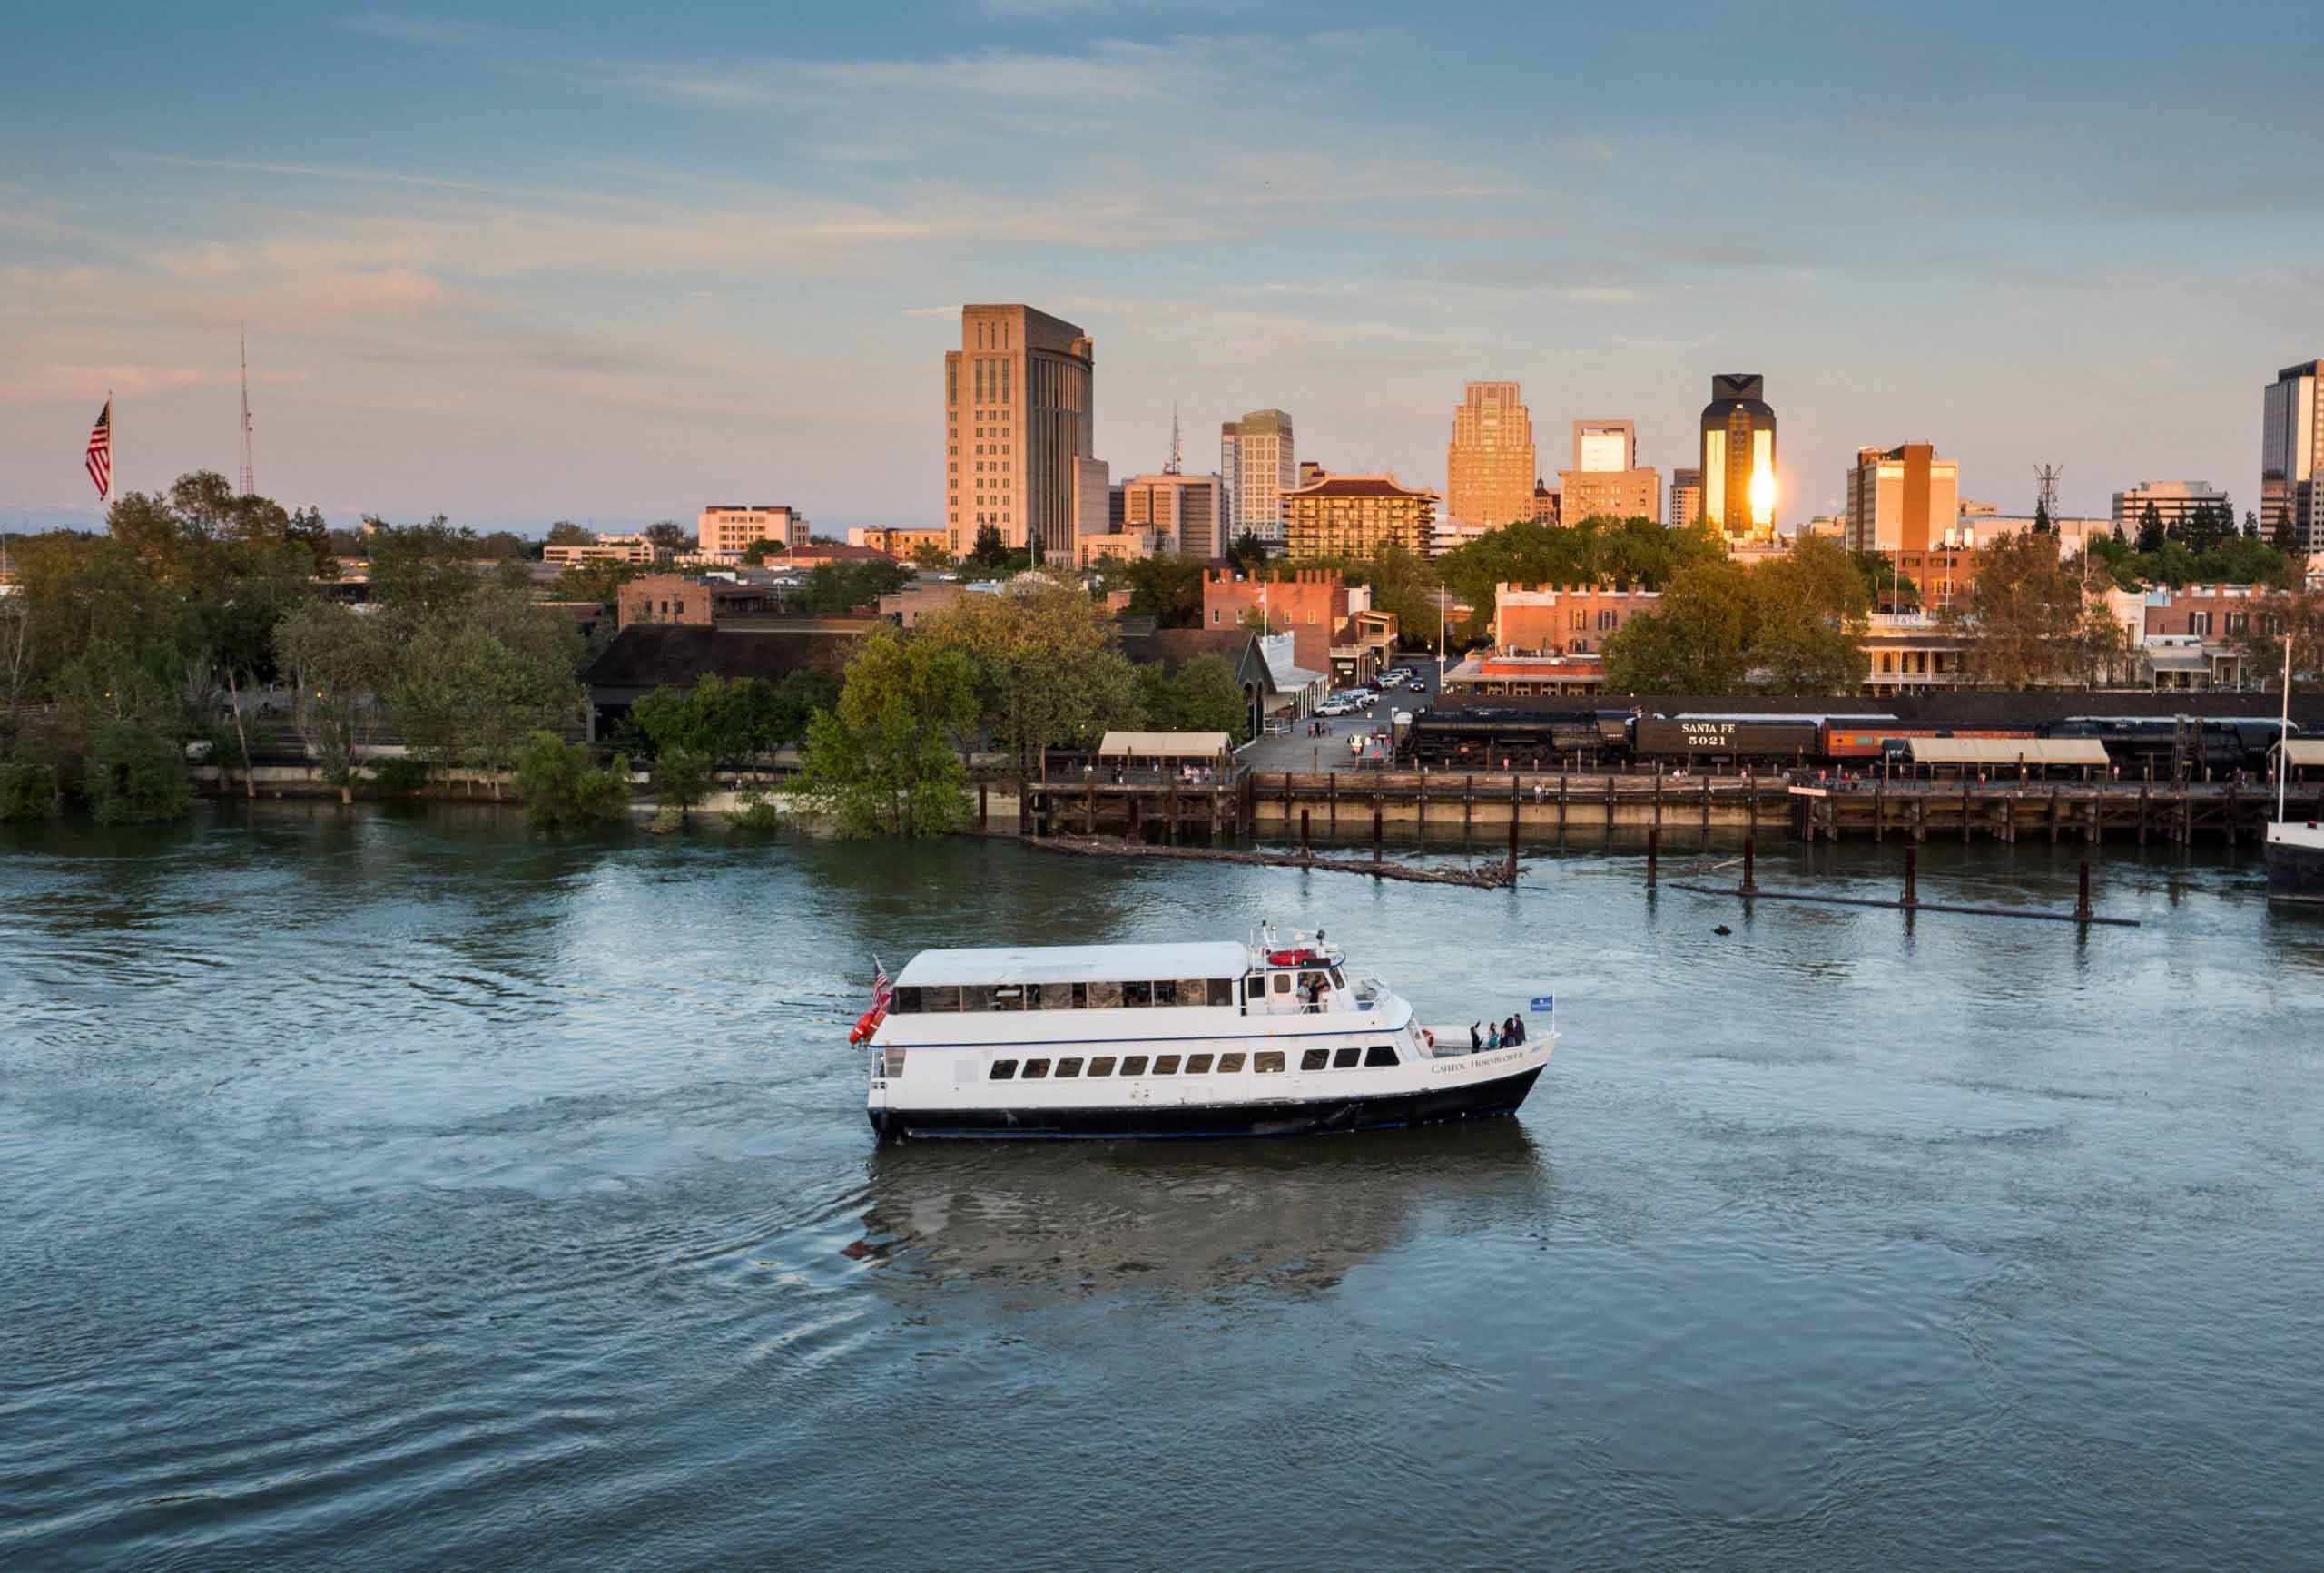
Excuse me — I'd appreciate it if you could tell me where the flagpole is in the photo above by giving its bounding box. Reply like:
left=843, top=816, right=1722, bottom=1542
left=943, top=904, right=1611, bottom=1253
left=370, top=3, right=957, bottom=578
left=106, top=388, right=114, bottom=509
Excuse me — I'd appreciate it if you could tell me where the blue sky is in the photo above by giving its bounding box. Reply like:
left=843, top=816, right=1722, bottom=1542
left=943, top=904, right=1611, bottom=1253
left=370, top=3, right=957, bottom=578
left=3, top=0, right=2319, bottom=531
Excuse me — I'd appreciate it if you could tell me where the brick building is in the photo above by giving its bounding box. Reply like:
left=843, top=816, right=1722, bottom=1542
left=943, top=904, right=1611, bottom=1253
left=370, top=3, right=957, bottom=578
left=1202, top=568, right=1395, bottom=683
left=1492, top=584, right=1664, bottom=654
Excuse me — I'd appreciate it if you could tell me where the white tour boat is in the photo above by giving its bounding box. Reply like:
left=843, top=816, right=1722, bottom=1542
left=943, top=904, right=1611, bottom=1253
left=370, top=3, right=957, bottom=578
left=860, top=928, right=1553, bottom=1140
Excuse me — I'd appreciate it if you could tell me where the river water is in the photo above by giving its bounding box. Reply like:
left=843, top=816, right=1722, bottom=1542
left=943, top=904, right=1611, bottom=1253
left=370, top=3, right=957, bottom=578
left=3, top=807, right=2319, bottom=1570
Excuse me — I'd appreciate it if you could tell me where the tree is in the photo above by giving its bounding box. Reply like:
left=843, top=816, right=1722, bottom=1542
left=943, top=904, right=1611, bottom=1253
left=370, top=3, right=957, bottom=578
left=1950, top=526, right=2126, bottom=688
left=1140, top=653, right=1248, bottom=742
left=1122, top=555, right=1208, bottom=627
left=2232, top=588, right=2324, bottom=693
left=549, top=558, right=645, bottom=604
left=368, top=517, right=492, bottom=632
left=275, top=600, right=396, bottom=803
left=1849, top=550, right=1919, bottom=611
left=389, top=589, right=586, bottom=796
left=2033, top=499, right=2053, bottom=535
left=0, top=760, right=64, bottom=821
left=741, top=536, right=784, bottom=565
left=84, top=722, right=192, bottom=825
left=2136, top=502, right=2165, bottom=555
left=1748, top=535, right=1870, bottom=692
left=969, top=525, right=1014, bottom=569
left=801, top=558, right=910, bottom=615
left=515, top=732, right=631, bottom=827
left=625, top=671, right=831, bottom=763
left=917, top=578, right=1144, bottom=769
left=546, top=522, right=596, bottom=546
left=1224, top=532, right=1270, bottom=575
left=1601, top=557, right=1755, bottom=693
left=653, top=746, right=714, bottom=823
left=794, top=628, right=977, bottom=837
left=642, top=521, right=690, bottom=552
left=2244, top=509, right=2261, bottom=541
left=911, top=542, right=956, bottom=570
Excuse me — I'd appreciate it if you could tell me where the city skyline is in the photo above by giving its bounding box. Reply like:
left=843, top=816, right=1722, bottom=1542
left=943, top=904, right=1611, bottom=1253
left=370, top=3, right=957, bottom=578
left=3, top=3, right=2321, bottom=533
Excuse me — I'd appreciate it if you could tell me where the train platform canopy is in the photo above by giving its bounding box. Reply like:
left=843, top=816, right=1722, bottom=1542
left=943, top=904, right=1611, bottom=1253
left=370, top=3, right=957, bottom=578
left=2282, top=739, right=2324, bottom=766
left=1098, top=731, right=1234, bottom=759
left=1905, top=737, right=2110, bottom=766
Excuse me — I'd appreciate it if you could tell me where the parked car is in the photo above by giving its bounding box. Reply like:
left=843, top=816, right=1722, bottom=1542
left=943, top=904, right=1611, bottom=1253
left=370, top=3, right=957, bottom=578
left=1315, top=700, right=1351, bottom=717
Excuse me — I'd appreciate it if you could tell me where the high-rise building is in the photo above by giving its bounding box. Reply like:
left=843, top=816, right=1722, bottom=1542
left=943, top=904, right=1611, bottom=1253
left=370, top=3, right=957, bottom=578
left=1531, top=482, right=1561, bottom=526
left=1281, top=473, right=1439, bottom=560
left=1571, top=420, right=1636, bottom=473
left=2112, top=480, right=2234, bottom=538
left=1298, top=460, right=1327, bottom=487
left=1556, top=467, right=1661, bottom=524
left=698, top=505, right=808, bottom=555
left=1444, top=381, right=1537, bottom=528
left=942, top=304, right=1104, bottom=562
left=2262, top=360, right=2322, bottom=551
left=1845, top=443, right=1959, bottom=555
left=1699, top=374, right=1778, bottom=540
left=1219, top=409, right=1295, bottom=546
left=1114, top=472, right=1226, bottom=561
left=1669, top=468, right=1703, bottom=530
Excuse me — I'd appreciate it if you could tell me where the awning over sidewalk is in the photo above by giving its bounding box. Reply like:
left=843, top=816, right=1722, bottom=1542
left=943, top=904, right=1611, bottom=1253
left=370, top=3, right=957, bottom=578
left=1097, top=732, right=1233, bottom=759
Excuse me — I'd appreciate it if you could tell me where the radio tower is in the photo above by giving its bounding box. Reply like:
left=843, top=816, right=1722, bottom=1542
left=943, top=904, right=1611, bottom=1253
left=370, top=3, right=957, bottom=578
left=1166, top=403, right=1182, bottom=475
left=238, top=325, right=255, bottom=497
left=2034, top=462, right=2063, bottom=523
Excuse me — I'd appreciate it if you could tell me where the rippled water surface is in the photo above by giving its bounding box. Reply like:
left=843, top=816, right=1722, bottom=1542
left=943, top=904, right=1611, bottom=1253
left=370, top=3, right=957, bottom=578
left=4, top=806, right=2320, bottom=1570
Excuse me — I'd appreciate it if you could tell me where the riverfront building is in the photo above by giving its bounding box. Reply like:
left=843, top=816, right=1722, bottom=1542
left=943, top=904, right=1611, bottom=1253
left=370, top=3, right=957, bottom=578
left=1219, top=409, right=1295, bottom=546
left=698, top=506, right=808, bottom=555
left=1280, top=472, right=1439, bottom=560
left=1492, top=584, right=1662, bottom=654
left=1699, top=374, right=1778, bottom=540
left=943, top=304, right=1108, bottom=562
left=2262, top=359, right=2322, bottom=551
left=1445, top=381, right=1538, bottom=529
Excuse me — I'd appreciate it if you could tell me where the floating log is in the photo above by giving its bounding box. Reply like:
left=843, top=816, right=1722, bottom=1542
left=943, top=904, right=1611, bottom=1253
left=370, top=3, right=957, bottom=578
left=1028, top=834, right=1516, bottom=888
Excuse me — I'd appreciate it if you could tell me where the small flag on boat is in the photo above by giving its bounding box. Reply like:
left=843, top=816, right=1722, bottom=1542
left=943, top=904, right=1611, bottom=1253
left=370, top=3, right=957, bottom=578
left=1530, top=996, right=1555, bottom=1012
left=850, top=957, right=892, bottom=1045
left=84, top=400, right=112, bottom=500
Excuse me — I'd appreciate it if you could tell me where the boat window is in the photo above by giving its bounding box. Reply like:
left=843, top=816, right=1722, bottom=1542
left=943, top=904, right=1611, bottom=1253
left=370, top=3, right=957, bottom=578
left=1088, top=1057, right=1117, bottom=1077
left=961, top=985, right=994, bottom=1012
left=1272, top=973, right=1292, bottom=996
left=1255, top=1051, right=1285, bottom=1073
left=1123, top=980, right=1154, bottom=1008
left=919, top=987, right=960, bottom=1014
left=1216, top=1052, right=1246, bottom=1073
left=1152, top=980, right=1177, bottom=1007
left=1087, top=979, right=1123, bottom=1008
left=1021, top=1058, right=1050, bottom=1079
left=1329, top=969, right=1346, bottom=991
left=1364, top=1045, right=1400, bottom=1067
left=1244, top=974, right=1264, bottom=1006
left=1154, top=1054, right=1182, bottom=1075
left=1332, top=1047, right=1360, bottom=1069
left=1120, top=1055, right=1150, bottom=1076
left=1177, top=978, right=1207, bottom=1007
left=1207, top=979, right=1234, bottom=1008
left=1300, top=1048, right=1330, bottom=1071
left=990, top=985, right=1025, bottom=1011
left=891, top=987, right=920, bottom=1014
left=1185, top=1054, right=1214, bottom=1074
left=1039, top=982, right=1077, bottom=1010
left=989, top=1059, right=1018, bottom=1079
left=1056, top=1057, right=1084, bottom=1078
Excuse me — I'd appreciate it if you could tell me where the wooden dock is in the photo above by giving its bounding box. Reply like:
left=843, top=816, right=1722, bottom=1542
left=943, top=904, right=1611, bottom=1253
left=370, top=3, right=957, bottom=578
left=1789, top=780, right=2324, bottom=846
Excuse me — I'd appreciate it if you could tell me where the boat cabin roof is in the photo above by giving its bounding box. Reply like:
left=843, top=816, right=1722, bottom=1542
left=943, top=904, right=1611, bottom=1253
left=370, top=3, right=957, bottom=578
left=897, top=940, right=1251, bottom=988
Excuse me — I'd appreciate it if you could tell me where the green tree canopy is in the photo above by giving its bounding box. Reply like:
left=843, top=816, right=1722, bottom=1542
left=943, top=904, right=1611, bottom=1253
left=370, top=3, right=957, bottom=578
left=1120, top=555, right=1209, bottom=627
left=795, top=627, right=977, bottom=837
left=917, top=577, right=1144, bottom=768
left=800, top=558, right=911, bottom=615
left=1137, top=652, right=1248, bottom=742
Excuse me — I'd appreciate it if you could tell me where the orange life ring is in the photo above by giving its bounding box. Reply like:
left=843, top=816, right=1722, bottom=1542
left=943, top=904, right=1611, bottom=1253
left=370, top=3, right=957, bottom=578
left=848, top=1007, right=884, bottom=1044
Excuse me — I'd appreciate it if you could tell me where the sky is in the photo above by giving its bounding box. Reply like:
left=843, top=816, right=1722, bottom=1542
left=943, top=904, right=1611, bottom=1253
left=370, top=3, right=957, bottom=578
left=3, top=0, right=2320, bottom=534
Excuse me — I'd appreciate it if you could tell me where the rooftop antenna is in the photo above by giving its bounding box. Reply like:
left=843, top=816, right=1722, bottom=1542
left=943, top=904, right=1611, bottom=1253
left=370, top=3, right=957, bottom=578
left=1167, top=404, right=1182, bottom=476
left=238, top=323, right=255, bottom=497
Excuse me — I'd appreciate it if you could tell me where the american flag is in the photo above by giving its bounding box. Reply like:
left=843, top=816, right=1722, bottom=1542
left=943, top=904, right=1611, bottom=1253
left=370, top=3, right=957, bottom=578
left=872, top=957, right=891, bottom=1008
left=84, top=400, right=111, bottom=500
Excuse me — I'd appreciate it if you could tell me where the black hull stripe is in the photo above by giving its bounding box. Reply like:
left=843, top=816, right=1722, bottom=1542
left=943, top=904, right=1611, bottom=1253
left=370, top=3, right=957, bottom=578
left=871, top=1067, right=1545, bottom=1141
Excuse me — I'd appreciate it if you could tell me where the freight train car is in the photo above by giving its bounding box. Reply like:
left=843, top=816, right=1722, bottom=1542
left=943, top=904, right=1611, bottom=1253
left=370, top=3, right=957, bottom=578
left=1630, top=713, right=1897, bottom=766
left=1823, top=726, right=2038, bottom=761
left=1399, top=708, right=1630, bottom=768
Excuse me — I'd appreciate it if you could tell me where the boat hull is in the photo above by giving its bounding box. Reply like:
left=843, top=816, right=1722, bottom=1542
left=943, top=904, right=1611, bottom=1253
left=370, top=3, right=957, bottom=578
left=2266, top=832, right=2324, bottom=905
left=871, top=1065, right=1544, bottom=1141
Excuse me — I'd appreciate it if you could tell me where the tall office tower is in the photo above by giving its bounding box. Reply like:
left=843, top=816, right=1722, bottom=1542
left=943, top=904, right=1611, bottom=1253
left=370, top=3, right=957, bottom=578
left=1118, top=472, right=1226, bottom=560
left=1281, top=473, right=1439, bottom=560
left=1444, top=380, right=1538, bottom=528
left=2262, top=359, right=2322, bottom=551
left=1699, top=373, right=1778, bottom=539
left=1219, top=409, right=1296, bottom=546
left=1669, top=468, right=1703, bottom=530
left=1571, top=419, right=1636, bottom=472
left=1845, top=443, right=1960, bottom=555
left=942, top=304, right=1103, bottom=561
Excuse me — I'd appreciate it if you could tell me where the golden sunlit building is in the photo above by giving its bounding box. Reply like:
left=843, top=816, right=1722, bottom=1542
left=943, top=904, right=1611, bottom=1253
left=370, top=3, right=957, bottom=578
left=1699, top=373, right=1778, bottom=540
left=1445, top=381, right=1537, bottom=528
left=1281, top=473, right=1439, bottom=560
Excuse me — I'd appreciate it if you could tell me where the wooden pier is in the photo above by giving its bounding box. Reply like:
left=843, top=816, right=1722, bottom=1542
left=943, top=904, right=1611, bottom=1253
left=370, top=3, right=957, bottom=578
left=1788, top=780, right=2324, bottom=847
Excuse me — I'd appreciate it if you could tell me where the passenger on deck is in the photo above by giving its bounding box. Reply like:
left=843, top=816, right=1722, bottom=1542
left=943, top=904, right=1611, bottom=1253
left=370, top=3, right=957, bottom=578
left=1469, top=1021, right=1482, bottom=1051
left=1485, top=1022, right=1501, bottom=1051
